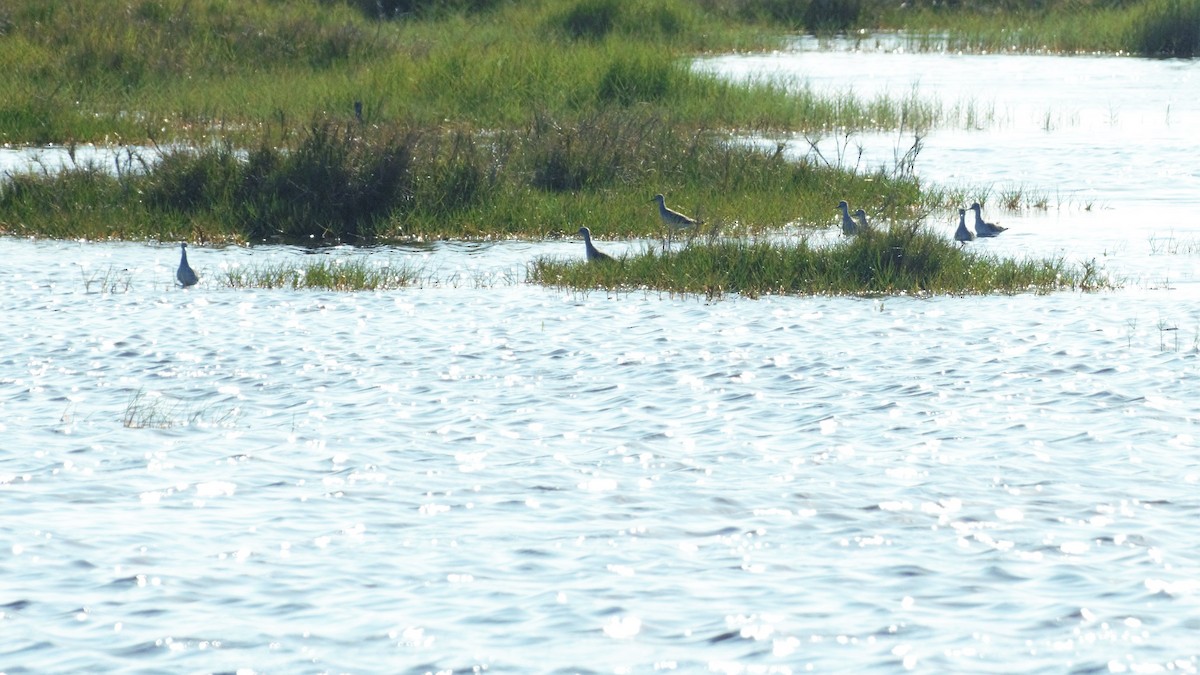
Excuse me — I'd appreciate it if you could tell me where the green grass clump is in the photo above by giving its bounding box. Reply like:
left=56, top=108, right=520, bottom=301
left=551, top=0, right=695, bottom=42
left=155, top=123, right=417, bottom=241
left=339, top=0, right=506, bottom=21
left=530, top=224, right=1108, bottom=298
left=220, top=258, right=422, bottom=290
left=1128, top=0, right=1200, bottom=56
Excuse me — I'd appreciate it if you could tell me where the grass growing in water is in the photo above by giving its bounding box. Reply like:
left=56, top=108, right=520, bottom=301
left=81, top=265, right=134, bottom=293
left=123, top=389, right=237, bottom=429
left=0, top=112, right=925, bottom=243
left=860, top=0, right=1200, bottom=56
left=221, top=258, right=422, bottom=290
left=531, top=224, right=1108, bottom=298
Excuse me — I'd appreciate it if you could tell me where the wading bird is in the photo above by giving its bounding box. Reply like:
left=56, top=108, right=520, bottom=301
left=837, top=200, right=858, bottom=236
left=970, top=202, right=1007, bottom=237
left=853, top=208, right=871, bottom=233
left=955, top=208, right=975, bottom=246
left=653, top=194, right=701, bottom=248
left=578, top=227, right=614, bottom=263
left=177, top=242, right=199, bottom=287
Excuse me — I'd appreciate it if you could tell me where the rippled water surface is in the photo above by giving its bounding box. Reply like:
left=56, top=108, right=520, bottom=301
left=5, top=42, right=1200, bottom=674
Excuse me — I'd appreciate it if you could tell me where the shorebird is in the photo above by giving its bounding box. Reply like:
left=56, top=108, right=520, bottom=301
left=954, top=208, right=975, bottom=246
left=853, top=208, right=871, bottom=233
left=177, top=242, right=199, bottom=287
left=578, top=227, right=614, bottom=263
left=837, top=200, right=858, bottom=236
left=653, top=194, right=701, bottom=248
left=969, top=202, right=1007, bottom=237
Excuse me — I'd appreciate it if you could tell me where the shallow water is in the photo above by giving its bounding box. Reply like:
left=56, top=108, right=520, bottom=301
left=697, top=35, right=1200, bottom=219
left=4, top=236, right=1200, bottom=673
left=5, top=41, right=1200, bottom=674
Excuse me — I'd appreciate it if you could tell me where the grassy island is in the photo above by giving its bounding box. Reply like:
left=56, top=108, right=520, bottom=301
left=532, top=224, right=1106, bottom=298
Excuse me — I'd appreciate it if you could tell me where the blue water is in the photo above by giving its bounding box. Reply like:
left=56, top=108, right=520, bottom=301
left=4, top=41, right=1200, bottom=674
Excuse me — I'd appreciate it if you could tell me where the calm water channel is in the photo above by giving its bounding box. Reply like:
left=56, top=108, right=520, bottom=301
left=3, top=37, right=1200, bottom=674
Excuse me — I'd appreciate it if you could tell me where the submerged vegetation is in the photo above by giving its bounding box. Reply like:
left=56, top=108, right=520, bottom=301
left=531, top=224, right=1108, bottom=298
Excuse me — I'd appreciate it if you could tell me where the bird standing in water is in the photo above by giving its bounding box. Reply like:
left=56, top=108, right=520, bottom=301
left=954, top=209, right=975, bottom=246
left=969, top=202, right=1007, bottom=237
left=853, top=208, right=871, bottom=233
left=578, top=227, right=614, bottom=262
left=177, top=242, right=199, bottom=287
left=837, top=200, right=858, bottom=236
left=653, top=194, right=701, bottom=249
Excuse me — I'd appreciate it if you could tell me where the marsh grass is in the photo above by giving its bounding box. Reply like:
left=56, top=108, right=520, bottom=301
left=863, top=0, right=1200, bottom=56
left=1129, top=0, right=1200, bottom=56
left=531, top=223, right=1107, bottom=298
left=705, top=0, right=867, bottom=31
left=144, top=123, right=420, bottom=241
left=995, top=186, right=1050, bottom=212
left=969, top=186, right=1096, bottom=215
left=1122, top=314, right=1200, bottom=353
left=1148, top=234, right=1200, bottom=255
left=1, top=0, right=1192, bottom=154
left=122, top=389, right=237, bottom=429
left=6, top=0, right=1162, bottom=149
left=552, top=0, right=698, bottom=41
left=1, top=111, right=926, bottom=243
left=700, top=0, right=1200, bottom=55
left=0, top=0, right=787, bottom=145
left=221, top=258, right=422, bottom=290
left=81, top=265, right=134, bottom=293
left=0, top=0, right=1163, bottom=279
left=341, top=0, right=507, bottom=20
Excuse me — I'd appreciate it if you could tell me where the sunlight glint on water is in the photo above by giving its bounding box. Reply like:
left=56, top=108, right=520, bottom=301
left=3, top=41, right=1200, bottom=672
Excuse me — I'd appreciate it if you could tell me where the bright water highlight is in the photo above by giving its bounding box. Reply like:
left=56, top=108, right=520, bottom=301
left=4, top=39, right=1200, bottom=673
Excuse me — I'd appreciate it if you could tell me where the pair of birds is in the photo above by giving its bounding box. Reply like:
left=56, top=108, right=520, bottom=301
left=955, top=202, right=1007, bottom=244
left=836, top=201, right=871, bottom=236
left=840, top=199, right=1006, bottom=245
left=578, top=193, right=701, bottom=263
